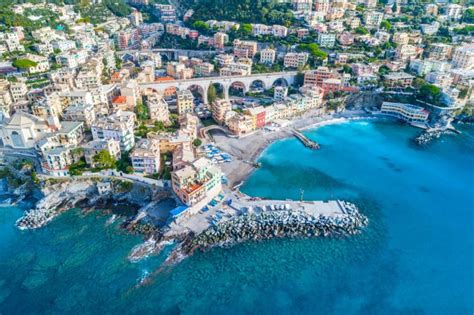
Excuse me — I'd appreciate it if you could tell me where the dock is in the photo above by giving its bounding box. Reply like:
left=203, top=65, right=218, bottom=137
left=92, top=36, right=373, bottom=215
left=291, top=128, right=320, bottom=149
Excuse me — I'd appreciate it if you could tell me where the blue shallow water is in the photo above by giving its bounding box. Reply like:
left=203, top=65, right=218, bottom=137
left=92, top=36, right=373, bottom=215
left=0, top=119, right=473, bottom=314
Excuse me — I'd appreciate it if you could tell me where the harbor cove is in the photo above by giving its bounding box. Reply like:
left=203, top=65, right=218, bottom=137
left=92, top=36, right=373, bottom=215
left=1, top=119, right=473, bottom=314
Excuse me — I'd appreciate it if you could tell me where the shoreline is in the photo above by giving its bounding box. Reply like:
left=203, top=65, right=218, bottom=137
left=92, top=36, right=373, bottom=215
left=214, top=111, right=379, bottom=188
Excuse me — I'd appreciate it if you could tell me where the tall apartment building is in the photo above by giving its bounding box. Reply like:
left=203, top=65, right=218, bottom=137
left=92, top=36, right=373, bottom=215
left=9, top=81, right=28, bottom=103
left=210, top=99, right=232, bottom=124
left=146, top=92, right=170, bottom=123
left=176, top=90, right=194, bottom=116
left=171, top=157, right=222, bottom=207
left=284, top=52, right=309, bottom=69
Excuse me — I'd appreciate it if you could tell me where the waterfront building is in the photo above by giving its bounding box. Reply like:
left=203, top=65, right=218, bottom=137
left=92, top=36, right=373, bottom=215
left=193, top=62, right=214, bottom=77
left=245, top=106, right=267, bottom=129
left=129, top=9, right=143, bottom=27
left=176, top=90, right=194, bottom=117
left=213, top=32, right=228, bottom=49
left=260, top=48, right=276, bottom=65
left=60, top=90, right=94, bottom=107
left=83, top=139, right=121, bottom=167
left=155, top=4, right=176, bottom=23
left=381, top=102, right=429, bottom=123
left=284, top=52, right=309, bottom=69
left=130, top=139, right=161, bottom=175
left=226, top=112, right=255, bottom=135
left=220, top=62, right=252, bottom=76
left=91, top=110, right=136, bottom=152
left=304, top=67, right=337, bottom=87
left=18, top=53, right=50, bottom=74
left=42, top=146, right=73, bottom=177
left=444, top=4, right=462, bottom=20
left=171, top=157, right=222, bottom=207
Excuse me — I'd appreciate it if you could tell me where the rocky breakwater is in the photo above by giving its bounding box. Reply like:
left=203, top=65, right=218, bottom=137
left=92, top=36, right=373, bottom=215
left=15, top=181, right=94, bottom=230
left=414, top=129, right=443, bottom=145
left=164, top=202, right=368, bottom=265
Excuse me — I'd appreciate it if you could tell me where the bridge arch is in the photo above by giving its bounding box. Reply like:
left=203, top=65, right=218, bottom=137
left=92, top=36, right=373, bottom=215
left=249, top=79, right=266, bottom=92
left=208, top=82, right=226, bottom=102
left=200, top=125, right=234, bottom=139
left=272, top=77, right=289, bottom=87
left=229, top=80, right=248, bottom=96
left=187, top=84, right=206, bottom=105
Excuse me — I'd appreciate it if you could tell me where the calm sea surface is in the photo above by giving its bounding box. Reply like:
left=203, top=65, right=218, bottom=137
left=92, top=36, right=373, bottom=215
left=1, top=119, right=473, bottom=314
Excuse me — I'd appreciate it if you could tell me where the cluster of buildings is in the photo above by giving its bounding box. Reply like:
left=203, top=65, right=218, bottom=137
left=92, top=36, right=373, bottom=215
left=209, top=85, right=325, bottom=136
left=1, top=0, right=474, bottom=212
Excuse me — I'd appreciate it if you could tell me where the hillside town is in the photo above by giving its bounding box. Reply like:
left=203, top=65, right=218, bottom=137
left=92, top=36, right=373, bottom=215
left=0, top=0, right=473, bottom=219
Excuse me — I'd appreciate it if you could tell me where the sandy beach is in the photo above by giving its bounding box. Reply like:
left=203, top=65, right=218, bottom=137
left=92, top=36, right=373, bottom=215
left=211, top=110, right=369, bottom=187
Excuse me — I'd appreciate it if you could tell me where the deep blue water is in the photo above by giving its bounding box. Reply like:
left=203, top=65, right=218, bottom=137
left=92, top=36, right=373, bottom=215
left=1, top=119, right=473, bottom=314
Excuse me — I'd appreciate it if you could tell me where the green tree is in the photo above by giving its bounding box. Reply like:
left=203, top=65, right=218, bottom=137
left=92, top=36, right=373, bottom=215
left=355, top=27, right=369, bottom=35
left=208, top=84, right=217, bottom=104
left=93, top=150, right=116, bottom=169
left=135, top=101, right=149, bottom=121
left=418, top=84, right=442, bottom=105
left=192, top=138, right=202, bottom=147
left=69, top=158, right=87, bottom=176
left=117, top=151, right=133, bottom=173
left=239, top=23, right=253, bottom=36
left=192, top=20, right=209, bottom=32
left=380, top=20, right=392, bottom=31
left=463, top=8, right=474, bottom=23
left=12, top=58, right=37, bottom=69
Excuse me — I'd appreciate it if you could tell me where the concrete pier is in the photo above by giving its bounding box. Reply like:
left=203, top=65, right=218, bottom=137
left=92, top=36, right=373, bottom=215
left=291, top=128, right=320, bottom=149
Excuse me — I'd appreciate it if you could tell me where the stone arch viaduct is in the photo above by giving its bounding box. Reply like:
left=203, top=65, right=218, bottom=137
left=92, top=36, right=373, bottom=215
left=139, top=71, right=299, bottom=104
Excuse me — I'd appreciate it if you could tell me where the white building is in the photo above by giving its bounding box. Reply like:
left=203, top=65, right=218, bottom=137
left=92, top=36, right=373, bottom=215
left=274, top=86, right=288, bottom=101
left=364, top=11, right=384, bottom=28
left=381, top=102, right=429, bottom=123
left=318, top=33, right=336, bottom=48
left=130, top=139, right=161, bottom=175
left=147, top=92, right=170, bottom=123
left=91, top=110, right=136, bottom=152
left=0, top=112, right=51, bottom=149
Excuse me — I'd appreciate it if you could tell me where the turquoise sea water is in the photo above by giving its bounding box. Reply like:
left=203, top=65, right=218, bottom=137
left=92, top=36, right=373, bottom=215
left=1, top=119, right=473, bottom=314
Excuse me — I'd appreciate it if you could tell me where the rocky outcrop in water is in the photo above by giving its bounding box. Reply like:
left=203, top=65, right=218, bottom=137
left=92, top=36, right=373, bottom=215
left=414, top=130, right=443, bottom=145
